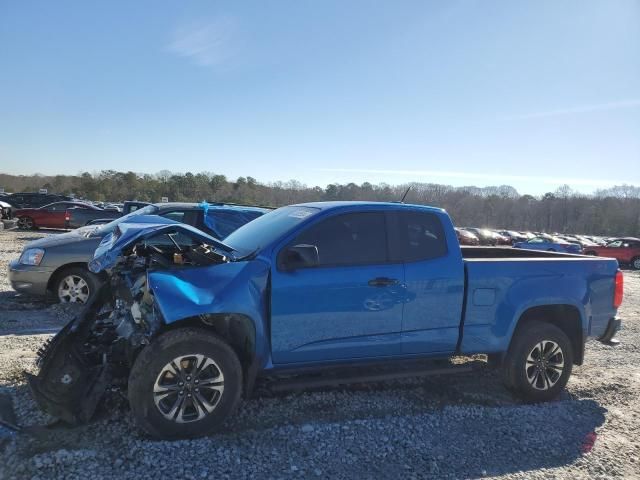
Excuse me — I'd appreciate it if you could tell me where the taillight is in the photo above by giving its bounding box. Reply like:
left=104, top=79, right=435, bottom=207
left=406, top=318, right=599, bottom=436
left=614, top=270, right=624, bottom=308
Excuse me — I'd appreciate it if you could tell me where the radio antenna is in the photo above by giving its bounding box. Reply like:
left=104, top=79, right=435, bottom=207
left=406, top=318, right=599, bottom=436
left=400, top=185, right=412, bottom=203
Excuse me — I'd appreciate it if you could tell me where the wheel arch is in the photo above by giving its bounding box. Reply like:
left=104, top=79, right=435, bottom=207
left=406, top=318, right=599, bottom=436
left=158, top=313, right=258, bottom=396
left=46, top=262, right=106, bottom=292
left=510, top=304, right=584, bottom=365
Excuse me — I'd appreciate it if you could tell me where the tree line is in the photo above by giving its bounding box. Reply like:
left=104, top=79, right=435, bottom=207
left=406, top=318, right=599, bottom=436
left=1, top=170, right=639, bottom=236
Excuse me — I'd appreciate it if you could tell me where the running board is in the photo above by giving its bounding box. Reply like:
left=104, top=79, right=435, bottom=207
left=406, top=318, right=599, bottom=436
left=263, top=359, right=484, bottom=392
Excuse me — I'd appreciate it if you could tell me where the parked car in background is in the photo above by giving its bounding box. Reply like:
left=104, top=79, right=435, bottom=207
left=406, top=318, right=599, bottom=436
left=66, top=205, right=121, bottom=228
left=14, top=201, right=97, bottom=229
left=513, top=236, right=583, bottom=254
left=464, top=228, right=509, bottom=246
left=3, top=192, right=72, bottom=209
left=27, top=201, right=623, bottom=439
left=497, top=230, right=528, bottom=244
left=455, top=227, right=480, bottom=245
left=587, top=236, right=608, bottom=245
left=9, top=202, right=270, bottom=304
left=65, top=200, right=151, bottom=228
left=583, top=238, right=640, bottom=270
left=556, top=235, right=597, bottom=249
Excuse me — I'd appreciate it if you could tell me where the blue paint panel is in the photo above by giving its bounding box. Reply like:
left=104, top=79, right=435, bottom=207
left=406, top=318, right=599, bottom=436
left=460, top=258, right=618, bottom=354
left=401, top=211, right=465, bottom=354
left=402, top=255, right=464, bottom=353
left=473, top=288, right=496, bottom=306
left=147, top=260, right=272, bottom=364
left=270, top=263, right=405, bottom=363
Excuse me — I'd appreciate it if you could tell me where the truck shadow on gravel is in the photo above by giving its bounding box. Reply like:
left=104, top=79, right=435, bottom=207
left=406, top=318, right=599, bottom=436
left=5, top=373, right=608, bottom=479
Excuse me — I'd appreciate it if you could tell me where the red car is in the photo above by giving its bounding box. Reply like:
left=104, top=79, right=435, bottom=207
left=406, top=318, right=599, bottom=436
left=583, top=237, right=640, bottom=270
left=15, top=201, right=97, bottom=230
left=455, top=227, right=480, bottom=245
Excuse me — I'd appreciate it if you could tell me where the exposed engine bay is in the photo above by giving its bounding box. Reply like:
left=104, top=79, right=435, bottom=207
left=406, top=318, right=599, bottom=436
left=27, top=229, right=230, bottom=425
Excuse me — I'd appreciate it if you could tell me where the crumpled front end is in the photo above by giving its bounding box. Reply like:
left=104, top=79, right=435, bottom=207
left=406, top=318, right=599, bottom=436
left=27, top=222, right=234, bottom=425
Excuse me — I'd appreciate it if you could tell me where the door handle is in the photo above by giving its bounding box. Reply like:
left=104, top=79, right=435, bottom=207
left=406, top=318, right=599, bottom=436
left=368, top=277, right=399, bottom=287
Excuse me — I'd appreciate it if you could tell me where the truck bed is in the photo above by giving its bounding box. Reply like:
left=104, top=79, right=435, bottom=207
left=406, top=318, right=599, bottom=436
left=461, top=246, right=587, bottom=260
left=458, top=246, right=619, bottom=357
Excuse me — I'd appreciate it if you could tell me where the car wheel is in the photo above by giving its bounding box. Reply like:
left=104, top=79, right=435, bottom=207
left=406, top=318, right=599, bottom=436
left=53, top=267, right=101, bottom=304
left=503, top=322, right=573, bottom=402
left=128, top=328, right=243, bottom=440
left=585, top=251, right=597, bottom=256
left=632, top=256, right=640, bottom=270
left=18, top=216, right=35, bottom=230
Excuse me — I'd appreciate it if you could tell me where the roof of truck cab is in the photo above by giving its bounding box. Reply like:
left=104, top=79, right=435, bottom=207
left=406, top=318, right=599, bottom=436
left=150, top=202, right=270, bottom=213
left=293, top=201, right=445, bottom=213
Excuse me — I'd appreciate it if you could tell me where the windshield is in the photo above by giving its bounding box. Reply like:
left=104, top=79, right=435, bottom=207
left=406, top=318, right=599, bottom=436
left=93, top=204, right=159, bottom=235
left=223, top=206, right=320, bottom=255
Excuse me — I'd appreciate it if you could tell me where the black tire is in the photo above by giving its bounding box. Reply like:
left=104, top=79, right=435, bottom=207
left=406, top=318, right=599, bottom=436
left=52, top=266, right=102, bottom=304
left=631, top=256, right=640, bottom=271
left=503, top=322, right=573, bottom=402
left=585, top=251, right=597, bottom=256
left=18, top=216, right=36, bottom=230
left=128, top=328, right=243, bottom=440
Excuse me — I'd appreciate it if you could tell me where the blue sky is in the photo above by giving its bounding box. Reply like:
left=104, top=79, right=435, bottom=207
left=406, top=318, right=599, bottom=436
left=0, top=0, right=638, bottom=194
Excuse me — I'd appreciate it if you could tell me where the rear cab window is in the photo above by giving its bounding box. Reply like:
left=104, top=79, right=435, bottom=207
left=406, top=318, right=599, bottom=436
left=389, top=210, right=448, bottom=262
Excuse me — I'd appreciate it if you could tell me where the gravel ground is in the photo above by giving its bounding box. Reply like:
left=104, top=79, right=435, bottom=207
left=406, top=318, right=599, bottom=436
left=0, top=229, right=638, bottom=479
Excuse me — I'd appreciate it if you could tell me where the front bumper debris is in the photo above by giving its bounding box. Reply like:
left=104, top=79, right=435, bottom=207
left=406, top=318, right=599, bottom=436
left=26, top=292, right=113, bottom=425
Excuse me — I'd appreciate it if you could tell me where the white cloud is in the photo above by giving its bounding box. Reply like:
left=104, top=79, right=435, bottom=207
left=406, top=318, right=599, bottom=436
left=504, top=99, right=640, bottom=120
left=167, top=16, right=238, bottom=68
left=315, top=168, right=639, bottom=188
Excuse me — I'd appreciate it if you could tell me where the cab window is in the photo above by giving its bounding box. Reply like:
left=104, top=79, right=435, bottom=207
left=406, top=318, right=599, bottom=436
left=389, top=211, right=447, bottom=262
left=292, top=212, right=388, bottom=267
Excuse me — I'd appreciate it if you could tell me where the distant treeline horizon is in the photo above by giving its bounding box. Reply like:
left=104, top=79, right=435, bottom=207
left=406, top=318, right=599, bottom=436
left=1, top=170, right=639, bottom=236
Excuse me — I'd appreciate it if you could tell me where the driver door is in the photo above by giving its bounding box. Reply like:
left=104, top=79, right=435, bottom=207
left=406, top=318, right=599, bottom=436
left=270, top=211, right=405, bottom=364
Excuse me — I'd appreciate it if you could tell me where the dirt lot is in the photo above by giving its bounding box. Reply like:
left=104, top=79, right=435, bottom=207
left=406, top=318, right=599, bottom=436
left=0, top=229, right=638, bottom=479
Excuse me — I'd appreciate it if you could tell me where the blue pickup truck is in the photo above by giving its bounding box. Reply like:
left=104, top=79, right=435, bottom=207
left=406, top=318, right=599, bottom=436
left=27, top=202, right=623, bottom=439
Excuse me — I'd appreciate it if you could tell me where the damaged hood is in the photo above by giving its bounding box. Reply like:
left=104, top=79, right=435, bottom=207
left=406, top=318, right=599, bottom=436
left=89, top=220, right=236, bottom=273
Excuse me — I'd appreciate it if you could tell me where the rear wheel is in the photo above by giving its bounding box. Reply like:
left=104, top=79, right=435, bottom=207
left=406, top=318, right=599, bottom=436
left=128, top=328, right=243, bottom=439
left=503, top=322, right=573, bottom=402
left=585, top=251, right=597, bottom=256
left=632, top=257, right=640, bottom=270
left=18, top=216, right=35, bottom=230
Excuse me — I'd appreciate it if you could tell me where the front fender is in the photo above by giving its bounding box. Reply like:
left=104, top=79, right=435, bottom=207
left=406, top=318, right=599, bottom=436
left=148, top=260, right=270, bottom=362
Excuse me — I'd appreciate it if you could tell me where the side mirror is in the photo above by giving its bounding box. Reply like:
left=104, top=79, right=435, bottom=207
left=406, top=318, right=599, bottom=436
left=282, top=244, right=319, bottom=270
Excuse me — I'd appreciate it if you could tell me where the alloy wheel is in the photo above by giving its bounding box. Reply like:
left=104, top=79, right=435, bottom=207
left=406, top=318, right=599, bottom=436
left=153, top=354, right=225, bottom=423
left=57, top=275, right=90, bottom=303
left=18, top=217, right=33, bottom=229
left=525, top=340, right=564, bottom=390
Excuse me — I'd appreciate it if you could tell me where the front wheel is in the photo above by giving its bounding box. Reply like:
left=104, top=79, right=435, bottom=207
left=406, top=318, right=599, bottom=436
left=631, top=256, right=640, bottom=270
left=503, top=322, right=573, bottom=402
left=128, top=328, right=243, bottom=439
left=53, top=267, right=101, bottom=304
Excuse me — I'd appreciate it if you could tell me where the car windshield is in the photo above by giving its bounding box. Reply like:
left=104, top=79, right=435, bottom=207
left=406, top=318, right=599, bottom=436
left=223, top=206, right=320, bottom=255
left=92, top=204, right=159, bottom=235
